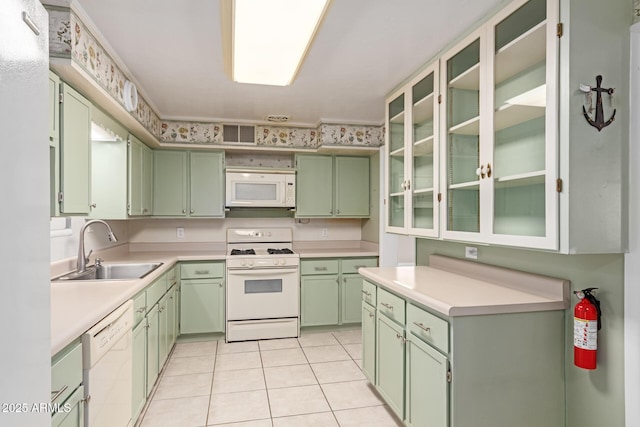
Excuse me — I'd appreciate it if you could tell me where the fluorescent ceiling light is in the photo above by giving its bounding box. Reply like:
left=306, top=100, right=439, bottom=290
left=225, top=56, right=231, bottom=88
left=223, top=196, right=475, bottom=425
left=222, top=0, right=331, bottom=86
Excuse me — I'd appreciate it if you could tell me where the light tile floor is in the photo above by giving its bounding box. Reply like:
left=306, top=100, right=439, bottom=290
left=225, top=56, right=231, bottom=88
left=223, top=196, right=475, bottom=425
left=139, top=328, right=403, bottom=427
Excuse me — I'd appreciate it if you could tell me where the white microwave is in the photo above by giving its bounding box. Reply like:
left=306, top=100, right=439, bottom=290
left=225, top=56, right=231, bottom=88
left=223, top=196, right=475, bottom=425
left=225, top=169, right=296, bottom=208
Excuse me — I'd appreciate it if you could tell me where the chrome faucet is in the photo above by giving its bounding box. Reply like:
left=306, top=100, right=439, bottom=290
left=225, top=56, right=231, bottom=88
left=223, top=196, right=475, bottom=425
left=77, top=220, right=118, bottom=272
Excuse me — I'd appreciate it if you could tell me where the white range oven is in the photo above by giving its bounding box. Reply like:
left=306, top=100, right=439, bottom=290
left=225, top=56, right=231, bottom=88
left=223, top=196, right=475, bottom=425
left=225, top=228, right=300, bottom=342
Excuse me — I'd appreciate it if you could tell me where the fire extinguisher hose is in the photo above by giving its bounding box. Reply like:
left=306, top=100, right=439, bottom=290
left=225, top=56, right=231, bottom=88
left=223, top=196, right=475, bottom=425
left=579, top=287, right=602, bottom=330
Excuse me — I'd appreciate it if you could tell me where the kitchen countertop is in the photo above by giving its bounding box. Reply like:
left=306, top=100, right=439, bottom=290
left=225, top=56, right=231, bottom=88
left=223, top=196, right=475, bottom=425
left=50, top=249, right=226, bottom=355
left=50, top=241, right=378, bottom=355
left=358, top=255, right=570, bottom=317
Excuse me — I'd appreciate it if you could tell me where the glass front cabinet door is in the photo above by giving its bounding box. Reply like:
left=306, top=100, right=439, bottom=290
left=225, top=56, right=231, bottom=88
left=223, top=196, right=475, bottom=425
left=440, top=0, right=558, bottom=249
left=385, top=63, right=440, bottom=238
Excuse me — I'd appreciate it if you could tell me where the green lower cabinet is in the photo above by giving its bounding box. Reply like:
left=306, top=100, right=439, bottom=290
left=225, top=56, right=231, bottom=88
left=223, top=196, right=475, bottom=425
left=132, top=318, right=147, bottom=423
left=405, top=336, right=449, bottom=427
left=361, top=302, right=376, bottom=383
left=300, top=275, right=339, bottom=326
left=180, top=279, right=224, bottom=334
left=146, top=304, right=159, bottom=396
left=167, top=285, right=178, bottom=349
left=376, top=313, right=405, bottom=420
left=158, top=292, right=171, bottom=368
left=341, top=275, right=364, bottom=324
left=51, top=385, right=84, bottom=427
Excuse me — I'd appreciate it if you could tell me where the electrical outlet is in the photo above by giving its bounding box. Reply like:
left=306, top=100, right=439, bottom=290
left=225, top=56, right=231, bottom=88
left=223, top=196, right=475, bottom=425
left=465, top=246, right=478, bottom=259
left=176, top=227, right=185, bottom=239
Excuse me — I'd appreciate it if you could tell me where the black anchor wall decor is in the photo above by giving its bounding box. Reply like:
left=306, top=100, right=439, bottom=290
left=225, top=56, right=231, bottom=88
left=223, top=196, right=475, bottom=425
left=582, top=75, right=616, bottom=132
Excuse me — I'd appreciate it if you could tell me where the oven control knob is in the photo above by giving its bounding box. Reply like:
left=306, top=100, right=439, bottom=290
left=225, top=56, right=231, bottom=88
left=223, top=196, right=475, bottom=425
left=280, top=259, right=286, bottom=266
left=273, top=259, right=278, bottom=265
left=241, top=259, right=247, bottom=267
left=248, top=260, right=254, bottom=267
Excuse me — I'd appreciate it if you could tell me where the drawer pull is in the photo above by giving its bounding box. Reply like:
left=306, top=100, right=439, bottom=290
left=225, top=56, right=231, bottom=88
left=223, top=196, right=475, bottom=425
left=396, top=333, right=407, bottom=344
left=51, top=385, right=68, bottom=403
left=194, top=270, right=210, bottom=275
left=381, top=302, right=394, bottom=310
left=361, top=290, right=371, bottom=297
left=413, top=322, right=431, bottom=333
left=314, top=266, right=328, bottom=271
left=136, top=306, right=147, bottom=313
left=368, top=312, right=375, bottom=318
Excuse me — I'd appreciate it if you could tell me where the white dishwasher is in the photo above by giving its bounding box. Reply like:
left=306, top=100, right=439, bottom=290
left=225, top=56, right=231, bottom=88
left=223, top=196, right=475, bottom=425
left=82, top=300, right=133, bottom=427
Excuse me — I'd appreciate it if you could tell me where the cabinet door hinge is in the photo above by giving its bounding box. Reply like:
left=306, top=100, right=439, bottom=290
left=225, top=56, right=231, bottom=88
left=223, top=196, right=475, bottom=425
left=58, top=91, right=64, bottom=103
left=557, top=23, right=563, bottom=38
left=57, top=192, right=64, bottom=203
left=447, top=370, right=452, bottom=383
left=437, top=193, right=442, bottom=202
left=556, top=178, right=563, bottom=193
left=438, top=94, right=442, bottom=104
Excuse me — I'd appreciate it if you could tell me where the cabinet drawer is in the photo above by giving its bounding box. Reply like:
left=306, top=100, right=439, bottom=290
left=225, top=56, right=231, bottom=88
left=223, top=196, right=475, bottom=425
left=146, top=277, right=166, bottom=309
left=362, top=280, right=377, bottom=307
left=377, top=288, right=405, bottom=326
left=51, top=342, right=82, bottom=407
left=407, top=304, right=449, bottom=354
left=181, top=262, right=224, bottom=279
left=341, top=257, right=378, bottom=274
left=133, top=291, right=147, bottom=326
left=301, top=259, right=339, bottom=275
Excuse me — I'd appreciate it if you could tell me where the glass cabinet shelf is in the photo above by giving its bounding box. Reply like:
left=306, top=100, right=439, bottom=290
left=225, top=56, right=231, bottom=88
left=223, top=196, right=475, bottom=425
left=495, top=21, right=546, bottom=84
left=449, top=181, right=480, bottom=190
left=390, top=111, right=405, bottom=124
left=449, top=116, right=480, bottom=135
left=495, top=170, right=545, bottom=186
left=413, top=137, right=434, bottom=155
left=494, top=103, right=545, bottom=131
left=449, top=63, right=480, bottom=90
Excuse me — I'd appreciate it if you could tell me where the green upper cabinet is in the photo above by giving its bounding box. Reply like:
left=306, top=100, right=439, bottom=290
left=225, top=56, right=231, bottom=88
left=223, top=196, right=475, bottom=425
left=385, top=62, right=440, bottom=237
left=153, top=150, right=225, bottom=218
left=189, top=151, right=225, bottom=217
left=296, top=154, right=370, bottom=218
left=295, top=154, right=334, bottom=216
left=59, top=83, right=91, bottom=215
left=153, top=151, right=188, bottom=216
left=90, top=106, right=128, bottom=219
left=440, top=0, right=557, bottom=249
left=335, top=156, right=370, bottom=217
left=128, top=135, right=153, bottom=216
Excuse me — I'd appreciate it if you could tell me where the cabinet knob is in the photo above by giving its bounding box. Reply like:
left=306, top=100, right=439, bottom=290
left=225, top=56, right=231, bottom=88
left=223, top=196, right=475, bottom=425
left=336, top=209, right=340, bottom=214
left=90, top=203, right=97, bottom=209
left=182, top=209, right=186, bottom=213
left=475, top=165, right=486, bottom=179
left=190, top=209, right=194, bottom=214
left=368, top=312, right=375, bottom=318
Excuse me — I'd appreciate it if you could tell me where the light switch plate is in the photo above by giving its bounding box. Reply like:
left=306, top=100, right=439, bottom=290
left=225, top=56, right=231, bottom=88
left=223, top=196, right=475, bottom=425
left=465, top=246, right=478, bottom=259
left=176, top=227, right=185, bottom=238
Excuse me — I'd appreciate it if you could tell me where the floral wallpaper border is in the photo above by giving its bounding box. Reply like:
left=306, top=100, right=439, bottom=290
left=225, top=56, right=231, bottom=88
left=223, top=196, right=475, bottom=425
left=45, top=5, right=384, bottom=151
left=46, top=5, right=161, bottom=137
left=159, top=121, right=384, bottom=148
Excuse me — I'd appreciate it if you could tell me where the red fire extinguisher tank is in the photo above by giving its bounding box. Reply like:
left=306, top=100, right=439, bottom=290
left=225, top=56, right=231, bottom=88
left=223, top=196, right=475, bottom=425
left=573, top=288, right=601, bottom=370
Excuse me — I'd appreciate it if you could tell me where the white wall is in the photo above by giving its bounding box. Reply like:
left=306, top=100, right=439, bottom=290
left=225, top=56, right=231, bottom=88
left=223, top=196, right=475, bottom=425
left=50, top=218, right=128, bottom=263
left=625, top=23, right=640, bottom=427
left=1, top=1, right=50, bottom=424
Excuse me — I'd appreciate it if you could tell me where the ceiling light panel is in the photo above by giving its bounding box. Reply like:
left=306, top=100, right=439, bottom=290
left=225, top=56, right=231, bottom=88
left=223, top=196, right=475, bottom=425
left=232, top=0, right=331, bottom=86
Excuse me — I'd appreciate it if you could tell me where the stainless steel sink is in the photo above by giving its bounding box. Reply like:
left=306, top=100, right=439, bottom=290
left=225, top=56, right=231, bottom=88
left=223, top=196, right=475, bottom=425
left=54, top=262, right=163, bottom=281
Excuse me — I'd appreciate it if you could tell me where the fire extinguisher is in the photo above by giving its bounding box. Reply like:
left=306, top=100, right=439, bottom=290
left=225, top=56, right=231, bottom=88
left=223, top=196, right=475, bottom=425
left=573, top=287, right=602, bottom=370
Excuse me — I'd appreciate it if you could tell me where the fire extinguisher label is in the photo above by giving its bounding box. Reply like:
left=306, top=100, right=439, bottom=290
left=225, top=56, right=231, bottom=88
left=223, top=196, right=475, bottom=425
left=574, top=317, right=597, bottom=350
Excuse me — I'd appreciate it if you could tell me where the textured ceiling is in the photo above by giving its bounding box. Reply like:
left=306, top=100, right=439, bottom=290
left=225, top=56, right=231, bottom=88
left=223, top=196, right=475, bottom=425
left=75, top=0, right=503, bottom=126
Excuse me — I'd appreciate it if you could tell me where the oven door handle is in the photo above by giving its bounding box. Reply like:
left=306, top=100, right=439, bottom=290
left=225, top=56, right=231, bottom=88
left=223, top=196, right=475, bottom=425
left=227, top=265, right=299, bottom=273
